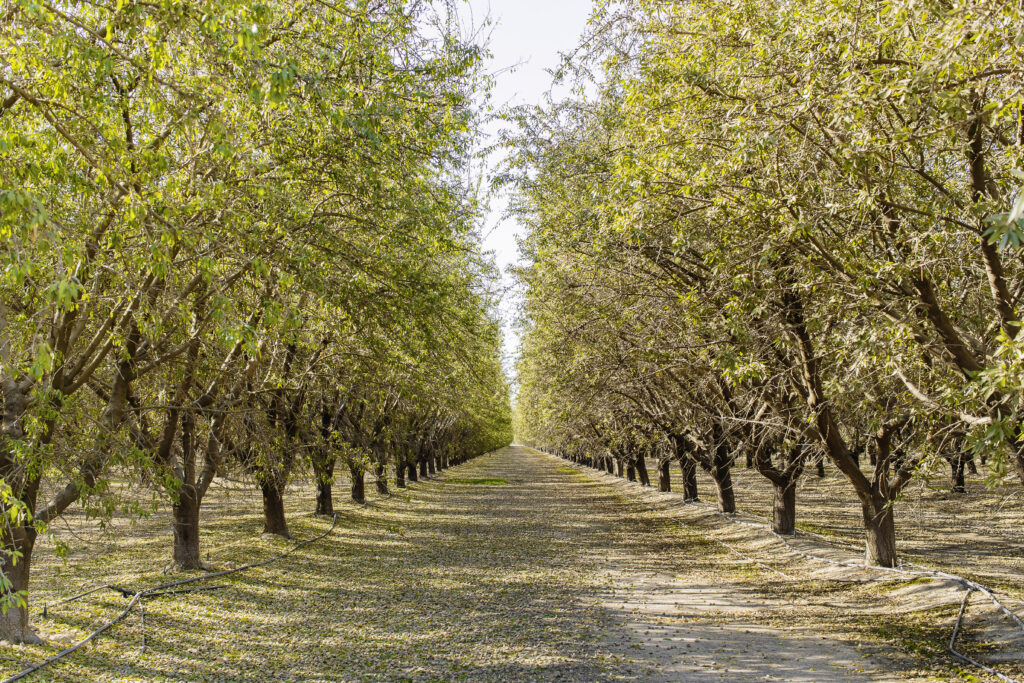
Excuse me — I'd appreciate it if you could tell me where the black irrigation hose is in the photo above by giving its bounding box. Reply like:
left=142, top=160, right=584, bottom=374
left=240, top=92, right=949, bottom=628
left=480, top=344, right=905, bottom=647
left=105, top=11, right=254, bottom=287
left=3, top=514, right=339, bottom=683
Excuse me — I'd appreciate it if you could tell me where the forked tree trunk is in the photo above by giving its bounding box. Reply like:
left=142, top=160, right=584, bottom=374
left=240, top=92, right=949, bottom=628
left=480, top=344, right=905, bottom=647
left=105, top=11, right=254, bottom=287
left=658, top=459, right=671, bottom=492
left=0, top=529, right=41, bottom=644
left=375, top=462, right=389, bottom=495
left=862, top=497, right=896, bottom=568
left=261, top=482, right=291, bottom=538
left=635, top=457, right=650, bottom=486
left=681, top=459, right=699, bottom=501
left=772, top=481, right=797, bottom=535
left=172, top=485, right=202, bottom=569
left=315, top=481, right=334, bottom=516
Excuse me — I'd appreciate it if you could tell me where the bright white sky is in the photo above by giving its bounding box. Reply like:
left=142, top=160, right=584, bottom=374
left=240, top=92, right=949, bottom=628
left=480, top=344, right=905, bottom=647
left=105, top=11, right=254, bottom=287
left=461, top=0, right=595, bottom=373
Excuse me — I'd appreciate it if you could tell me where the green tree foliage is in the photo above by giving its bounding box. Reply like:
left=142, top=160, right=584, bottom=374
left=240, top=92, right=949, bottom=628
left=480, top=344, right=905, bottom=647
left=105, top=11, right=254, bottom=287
left=511, top=0, right=1023, bottom=568
left=0, top=0, right=510, bottom=642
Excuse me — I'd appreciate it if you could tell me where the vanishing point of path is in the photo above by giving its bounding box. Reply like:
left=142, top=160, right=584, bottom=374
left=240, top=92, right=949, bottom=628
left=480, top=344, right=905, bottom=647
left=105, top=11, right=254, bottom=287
left=37, top=445, right=893, bottom=681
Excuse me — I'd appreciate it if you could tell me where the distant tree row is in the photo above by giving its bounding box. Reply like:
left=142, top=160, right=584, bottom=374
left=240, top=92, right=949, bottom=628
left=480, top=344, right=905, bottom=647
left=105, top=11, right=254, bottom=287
left=0, top=0, right=511, bottom=643
left=510, top=0, right=1023, bottom=568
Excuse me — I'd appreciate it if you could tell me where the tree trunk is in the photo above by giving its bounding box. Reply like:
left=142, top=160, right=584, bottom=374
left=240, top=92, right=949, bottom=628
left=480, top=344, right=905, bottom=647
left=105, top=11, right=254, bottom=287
left=396, top=459, right=407, bottom=488
left=712, top=466, right=735, bottom=513
left=816, top=456, right=825, bottom=477
left=626, top=462, right=637, bottom=482
left=312, top=452, right=335, bottom=515
left=950, top=453, right=967, bottom=493
left=658, top=459, right=671, bottom=492
left=862, top=497, right=897, bottom=568
left=407, top=461, right=418, bottom=482
left=350, top=461, right=366, bottom=504
left=681, top=459, right=699, bottom=501
left=614, top=458, right=623, bottom=477
left=418, top=457, right=428, bottom=478
left=0, top=530, right=40, bottom=644
left=772, top=481, right=797, bottom=535
left=375, top=462, right=389, bottom=495
left=172, top=485, right=202, bottom=569
left=315, top=480, right=334, bottom=516
left=635, top=457, right=650, bottom=486
left=426, top=454, right=436, bottom=475
left=261, top=482, right=291, bottom=538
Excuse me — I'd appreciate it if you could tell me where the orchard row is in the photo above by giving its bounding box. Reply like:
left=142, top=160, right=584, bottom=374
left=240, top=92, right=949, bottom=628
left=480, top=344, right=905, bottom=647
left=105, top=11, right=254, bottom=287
left=0, top=1, right=511, bottom=644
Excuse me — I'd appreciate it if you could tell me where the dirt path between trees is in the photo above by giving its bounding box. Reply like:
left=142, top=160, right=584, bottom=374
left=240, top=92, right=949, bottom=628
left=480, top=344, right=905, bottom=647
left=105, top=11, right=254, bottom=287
left=453, top=446, right=885, bottom=682
left=7, top=445, right=1001, bottom=681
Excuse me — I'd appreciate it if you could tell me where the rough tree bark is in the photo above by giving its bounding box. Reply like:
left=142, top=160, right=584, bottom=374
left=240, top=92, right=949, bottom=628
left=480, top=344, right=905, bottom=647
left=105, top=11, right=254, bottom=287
left=349, top=459, right=366, bottom=504
left=395, top=456, right=407, bottom=488
left=172, top=484, right=202, bottom=569
left=635, top=455, right=650, bottom=486
left=773, top=482, right=797, bottom=535
left=313, top=454, right=335, bottom=516
left=658, top=459, right=671, bottom=492
left=261, top=482, right=291, bottom=538
left=862, top=495, right=897, bottom=568
left=0, top=527, right=40, bottom=644
left=680, top=458, right=699, bottom=501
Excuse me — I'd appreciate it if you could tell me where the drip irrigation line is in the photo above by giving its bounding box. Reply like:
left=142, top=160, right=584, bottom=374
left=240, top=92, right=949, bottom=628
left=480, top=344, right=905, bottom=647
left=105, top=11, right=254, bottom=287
left=2, top=514, right=339, bottom=683
left=549, top=452, right=1023, bottom=683
left=949, top=589, right=1018, bottom=683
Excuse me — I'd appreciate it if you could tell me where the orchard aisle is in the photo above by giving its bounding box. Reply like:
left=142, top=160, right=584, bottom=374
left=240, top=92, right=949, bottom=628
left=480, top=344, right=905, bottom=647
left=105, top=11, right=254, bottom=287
left=21, top=445, right=904, bottom=682
left=412, top=445, right=884, bottom=682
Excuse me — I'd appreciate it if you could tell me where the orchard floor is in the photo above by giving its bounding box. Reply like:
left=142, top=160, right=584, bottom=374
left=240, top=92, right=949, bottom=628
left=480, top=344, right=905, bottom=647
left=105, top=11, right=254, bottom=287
left=2, top=446, right=1019, bottom=681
